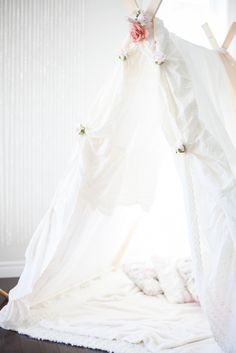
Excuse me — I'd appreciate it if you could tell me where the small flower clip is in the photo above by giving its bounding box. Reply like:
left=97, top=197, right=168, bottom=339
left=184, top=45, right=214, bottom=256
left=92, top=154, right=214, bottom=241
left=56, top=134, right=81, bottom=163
left=176, top=144, right=186, bottom=154
left=154, top=50, right=167, bottom=65
left=128, top=10, right=151, bottom=29
left=76, top=124, right=86, bottom=136
left=119, top=50, right=128, bottom=61
left=137, top=12, right=152, bottom=29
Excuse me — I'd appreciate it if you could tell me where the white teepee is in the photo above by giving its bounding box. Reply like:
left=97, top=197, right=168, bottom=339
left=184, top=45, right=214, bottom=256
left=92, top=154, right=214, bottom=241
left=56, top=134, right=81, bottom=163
left=1, top=1, right=236, bottom=352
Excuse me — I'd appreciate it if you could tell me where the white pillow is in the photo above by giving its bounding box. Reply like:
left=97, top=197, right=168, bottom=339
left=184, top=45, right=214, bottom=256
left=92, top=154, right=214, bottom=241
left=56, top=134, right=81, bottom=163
left=123, top=262, right=163, bottom=296
left=152, top=256, right=194, bottom=304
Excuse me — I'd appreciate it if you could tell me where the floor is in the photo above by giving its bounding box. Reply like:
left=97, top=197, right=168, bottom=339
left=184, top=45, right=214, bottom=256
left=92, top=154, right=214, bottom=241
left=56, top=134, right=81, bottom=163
left=0, top=277, right=104, bottom=353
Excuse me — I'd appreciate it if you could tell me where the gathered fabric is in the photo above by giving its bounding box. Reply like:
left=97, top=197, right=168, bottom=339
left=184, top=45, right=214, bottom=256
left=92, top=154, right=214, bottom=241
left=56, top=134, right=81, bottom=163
left=1, top=12, right=236, bottom=353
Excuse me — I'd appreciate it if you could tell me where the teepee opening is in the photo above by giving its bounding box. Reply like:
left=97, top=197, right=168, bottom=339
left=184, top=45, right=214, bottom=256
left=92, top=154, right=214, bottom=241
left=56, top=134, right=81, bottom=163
left=112, top=124, right=190, bottom=267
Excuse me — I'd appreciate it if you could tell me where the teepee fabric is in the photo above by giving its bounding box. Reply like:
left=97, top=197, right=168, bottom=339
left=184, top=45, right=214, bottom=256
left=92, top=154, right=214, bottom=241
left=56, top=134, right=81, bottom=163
left=1, top=4, right=236, bottom=353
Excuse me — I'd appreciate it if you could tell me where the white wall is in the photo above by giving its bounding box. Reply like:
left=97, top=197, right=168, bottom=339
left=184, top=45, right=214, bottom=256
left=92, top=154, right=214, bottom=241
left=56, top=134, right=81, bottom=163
left=0, top=0, right=87, bottom=271
left=0, top=0, right=126, bottom=277
left=1, top=0, right=235, bottom=277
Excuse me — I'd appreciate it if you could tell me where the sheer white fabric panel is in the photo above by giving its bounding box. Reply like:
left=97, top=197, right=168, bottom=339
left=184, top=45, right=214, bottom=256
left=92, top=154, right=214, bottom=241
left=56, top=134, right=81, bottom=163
left=0, top=0, right=86, bottom=252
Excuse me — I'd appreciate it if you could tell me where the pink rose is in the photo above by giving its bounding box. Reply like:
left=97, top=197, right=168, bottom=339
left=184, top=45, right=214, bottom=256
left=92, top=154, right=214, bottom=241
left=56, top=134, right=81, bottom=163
left=130, top=22, right=149, bottom=43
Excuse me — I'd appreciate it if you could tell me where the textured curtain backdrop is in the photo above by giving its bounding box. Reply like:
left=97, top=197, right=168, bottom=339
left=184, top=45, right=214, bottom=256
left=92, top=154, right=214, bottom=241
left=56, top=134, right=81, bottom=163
left=0, top=0, right=87, bottom=261
left=0, top=0, right=126, bottom=270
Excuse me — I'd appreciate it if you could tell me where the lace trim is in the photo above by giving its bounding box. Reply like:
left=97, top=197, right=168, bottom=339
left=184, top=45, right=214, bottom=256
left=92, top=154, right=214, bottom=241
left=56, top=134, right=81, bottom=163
left=19, top=326, right=146, bottom=353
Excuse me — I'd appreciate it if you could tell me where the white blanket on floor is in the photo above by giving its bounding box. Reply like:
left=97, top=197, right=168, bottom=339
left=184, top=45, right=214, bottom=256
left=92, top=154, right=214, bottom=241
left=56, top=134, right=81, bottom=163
left=19, top=271, right=222, bottom=353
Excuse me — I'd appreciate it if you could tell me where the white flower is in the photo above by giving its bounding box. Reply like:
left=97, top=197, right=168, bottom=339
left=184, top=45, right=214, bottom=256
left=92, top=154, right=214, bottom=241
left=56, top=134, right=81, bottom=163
left=75, top=124, right=86, bottom=136
left=127, top=11, right=151, bottom=29
left=154, top=50, right=167, bottom=65
left=119, top=50, right=128, bottom=61
left=176, top=144, right=186, bottom=154
left=138, top=12, right=152, bottom=29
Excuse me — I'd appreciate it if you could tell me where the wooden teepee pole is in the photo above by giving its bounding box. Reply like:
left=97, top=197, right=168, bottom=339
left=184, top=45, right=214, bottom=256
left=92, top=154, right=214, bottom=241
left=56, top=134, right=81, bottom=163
left=0, top=288, right=9, bottom=300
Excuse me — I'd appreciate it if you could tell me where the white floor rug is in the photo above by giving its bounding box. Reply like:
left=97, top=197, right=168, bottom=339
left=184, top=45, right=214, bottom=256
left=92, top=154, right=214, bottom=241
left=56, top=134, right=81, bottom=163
left=18, top=271, right=223, bottom=353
